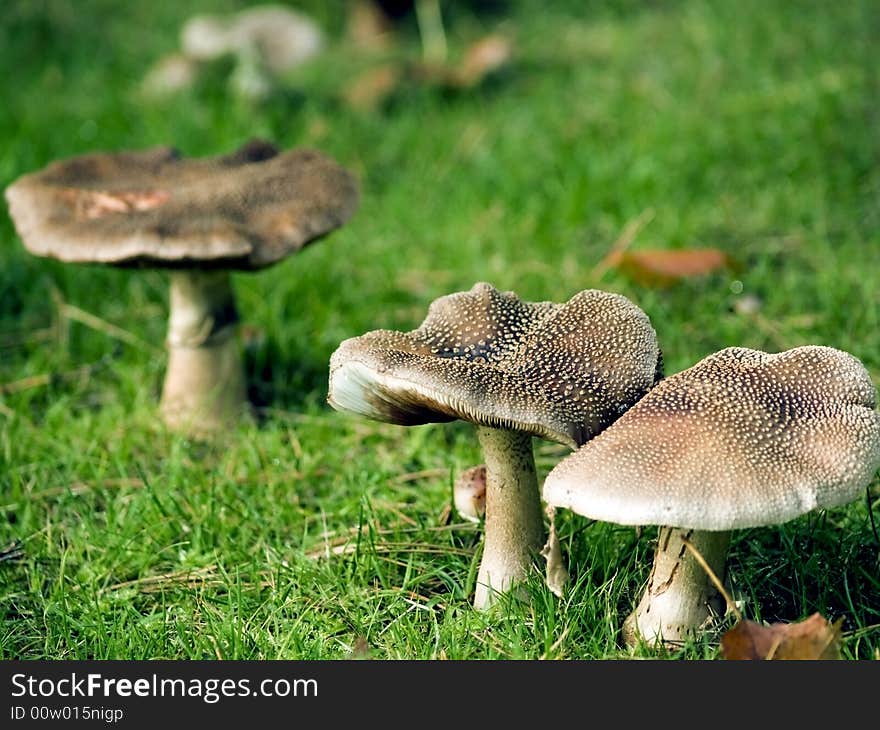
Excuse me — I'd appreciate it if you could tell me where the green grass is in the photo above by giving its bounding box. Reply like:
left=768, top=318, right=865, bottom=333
left=1, top=0, right=878, bottom=660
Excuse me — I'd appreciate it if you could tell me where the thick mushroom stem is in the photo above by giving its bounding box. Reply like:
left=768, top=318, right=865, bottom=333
left=160, top=269, right=249, bottom=434
left=473, top=426, right=545, bottom=610
left=622, top=527, right=731, bottom=648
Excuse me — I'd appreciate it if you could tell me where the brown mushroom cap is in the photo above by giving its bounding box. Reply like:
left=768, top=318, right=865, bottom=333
left=327, top=282, right=661, bottom=449
left=4, top=139, right=359, bottom=270
left=543, top=345, right=880, bottom=530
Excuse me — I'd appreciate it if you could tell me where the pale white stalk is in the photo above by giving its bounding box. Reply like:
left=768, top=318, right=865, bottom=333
left=159, top=269, right=248, bottom=435
left=473, top=426, right=545, bottom=610
left=622, top=527, right=731, bottom=648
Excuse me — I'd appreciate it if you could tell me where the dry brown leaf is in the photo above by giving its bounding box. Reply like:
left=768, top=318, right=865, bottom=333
left=343, top=63, right=403, bottom=111
left=720, top=613, right=844, bottom=660
left=607, top=248, right=738, bottom=288
left=347, top=635, right=374, bottom=659
left=346, top=0, right=397, bottom=51
left=411, top=34, right=513, bottom=90
left=540, top=505, right=570, bottom=598
left=454, top=34, right=512, bottom=88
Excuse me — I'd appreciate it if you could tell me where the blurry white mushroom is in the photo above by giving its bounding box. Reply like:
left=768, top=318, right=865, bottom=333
left=328, top=282, right=661, bottom=609
left=140, top=52, right=201, bottom=98
left=543, top=345, right=880, bottom=648
left=182, top=5, right=324, bottom=75
left=5, top=139, right=359, bottom=436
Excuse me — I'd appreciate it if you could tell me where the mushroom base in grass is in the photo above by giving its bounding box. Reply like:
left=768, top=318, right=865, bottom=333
left=159, top=270, right=250, bottom=435
left=621, top=527, right=731, bottom=648
left=472, top=426, right=545, bottom=610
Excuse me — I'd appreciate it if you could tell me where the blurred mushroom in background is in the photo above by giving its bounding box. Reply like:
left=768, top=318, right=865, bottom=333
left=5, top=139, right=359, bottom=437
left=142, top=4, right=325, bottom=100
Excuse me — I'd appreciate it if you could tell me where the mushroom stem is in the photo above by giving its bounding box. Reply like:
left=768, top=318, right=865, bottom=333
left=622, top=527, right=731, bottom=648
left=160, top=269, right=249, bottom=435
left=473, top=426, right=545, bottom=610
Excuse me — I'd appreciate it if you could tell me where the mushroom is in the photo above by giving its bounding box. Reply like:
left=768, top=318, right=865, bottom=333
left=542, top=345, right=880, bottom=648
left=327, top=282, right=661, bottom=609
left=453, top=464, right=487, bottom=523
left=182, top=4, right=324, bottom=96
left=5, top=139, right=359, bottom=435
left=182, top=5, right=324, bottom=71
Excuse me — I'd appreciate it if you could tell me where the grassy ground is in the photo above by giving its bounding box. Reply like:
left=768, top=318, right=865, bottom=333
left=1, top=0, right=878, bottom=660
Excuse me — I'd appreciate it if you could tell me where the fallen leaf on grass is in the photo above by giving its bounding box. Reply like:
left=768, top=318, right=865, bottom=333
left=343, top=63, right=403, bottom=111
left=346, top=0, right=397, bottom=51
left=346, top=635, right=374, bottom=659
left=720, top=613, right=843, bottom=660
left=603, top=248, right=739, bottom=288
left=343, top=33, right=513, bottom=111
left=414, top=33, right=513, bottom=89
left=453, top=34, right=513, bottom=88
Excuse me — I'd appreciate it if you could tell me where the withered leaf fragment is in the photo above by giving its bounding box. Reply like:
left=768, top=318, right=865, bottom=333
left=720, top=613, right=843, bottom=660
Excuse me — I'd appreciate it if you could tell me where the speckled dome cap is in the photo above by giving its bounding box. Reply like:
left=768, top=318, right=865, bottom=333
left=543, top=346, right=880, bottom=530
left=4, top=139, right=359, bottom=270
left=327, top=282, right=661, bottom=449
